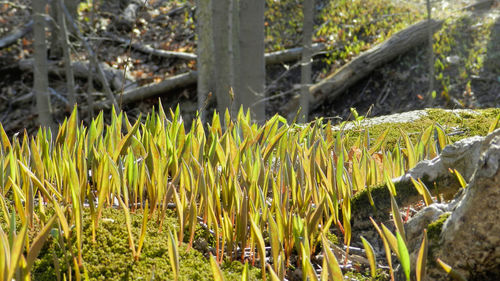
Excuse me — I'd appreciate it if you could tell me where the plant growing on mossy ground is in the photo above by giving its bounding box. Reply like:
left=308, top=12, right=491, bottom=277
left=0, top=105, right=498, bottom=280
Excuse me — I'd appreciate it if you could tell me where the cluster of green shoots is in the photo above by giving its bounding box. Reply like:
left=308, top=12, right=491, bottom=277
left=1, top=106, right=499, bottom=280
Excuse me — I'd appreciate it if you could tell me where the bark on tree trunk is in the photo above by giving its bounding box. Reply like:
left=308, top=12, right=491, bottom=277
left=33, top=0, right=55, bottom=130
left=212, top=0, right=233, bottom=119
left=425, top=0, right=435, bottom=105
left=299, top=0, right=314, bottom=123
left=196, top=0, right=215, bottom=123
left=58, top=0, right=77, bottom=109
left=49, top=0, right=78, bottom=58
left=231, top=0, right=240, bottom=118
left=238, top=0, right=266, bottom=122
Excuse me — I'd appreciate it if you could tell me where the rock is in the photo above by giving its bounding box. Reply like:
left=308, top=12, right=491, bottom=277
left=332, top=109, right=481, bottom=132
left=445, top=55, right=461, bottom=65
left=405, top=203, right=448, bottom=252
left=352, top=128, right=490, bottom=226
left=395, top=130, right=492, bottom=203
left=429, top=128, right=500, bottom=280
left=403, top=129, right=500, bottom=280
left=402, top=134, right=485, bottom=183
left=289, top=268, right=303, bottom=281
left=399, top=203, right=450, bottom=280
left=333, top=109, right=429, bottom=131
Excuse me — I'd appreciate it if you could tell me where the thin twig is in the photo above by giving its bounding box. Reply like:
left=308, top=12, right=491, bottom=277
left=59, top=1, right=119, bottom=109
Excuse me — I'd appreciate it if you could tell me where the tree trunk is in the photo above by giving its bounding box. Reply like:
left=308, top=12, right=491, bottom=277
left=49, top=0, right=78, bottom=58
left=238, top=0, right=266, bottom=122
left=196, top=0, right=215, bottom=122
left=231, top=0, right=240, bottom=118
left=212, top=0, right=233, bottom=119
left=60, top=2, right=120, bottom=110
left=58, top=0, right=77, bottom=109
left=32, top=0, right=55, bottom=130
left=426, top=0, right=435, bottom=105
left=49, top=2, right=62, bottom=59
left=87, top=0, right=97, bottom=119
left=299, top=0, right=314, bottom=123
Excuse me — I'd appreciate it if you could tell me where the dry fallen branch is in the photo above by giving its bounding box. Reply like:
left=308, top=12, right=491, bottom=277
left=60, top=1, right=120, bottom=109
left=94, top=71, right=197, bottom=110
left=0, top=20, right=33, bottom=49
left=90, top=44, right=328, bottom=109
left=110, top=33, right=326, bottom=63
left=17, top=41, right=326, bottom=111
left=110, top=34, right=198, bottom=61
left=265, top=43, right=326, bottom=64
left=18, top=59, right=135, bottom=92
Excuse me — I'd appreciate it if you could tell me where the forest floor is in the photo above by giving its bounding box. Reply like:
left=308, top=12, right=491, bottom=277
left=0, top=1, right=498, bottom=280
left=313, top=0, right=500, bottom=123
left=0, top=0, right=498, bottom=135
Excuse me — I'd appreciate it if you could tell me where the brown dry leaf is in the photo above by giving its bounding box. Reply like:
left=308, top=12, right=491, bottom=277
left=347, top=146, right=362, bottom=174
left=348, top=146, right=362, bottom=162
left=372, top=152, right=384, bottom=174
left=160, top=42, right=170, bottom=50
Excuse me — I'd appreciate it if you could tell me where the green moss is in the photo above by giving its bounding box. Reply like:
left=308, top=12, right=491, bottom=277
left=426, top=108, right=500, bottom=142
left=344, top=268, right=390, bottom=281
left=351, top=177, right=420, bottom=221
left=348, top=108, right=499, bottom=221
left=6, top=107, right=499, bottom=281
left=427, top=213, right=450, bottom=243
left=342, top=108, right=500, bottom=152
left=324, top=231, right=339, bottom=245
left=351, top=172, right=461, bottom=224
left=426, top=212, right=451, bottom=268
left=32, top=208, right=261, bottom=281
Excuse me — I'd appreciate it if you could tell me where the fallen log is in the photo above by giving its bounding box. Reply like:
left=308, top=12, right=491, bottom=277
left=265, top=43, right=326, bottom=64
left=109, top=34, right=198, bottom=61
left=18, top=41, right=327, bottom=111
left=90, top=44, right=328, bottom=108
left=0, top=20, right=33, bottom=49
left=95, top=71, right=198, bottom=110
left=283, top=19, right=444, bottom=116
left=110, top=33, right=326, bottom=63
